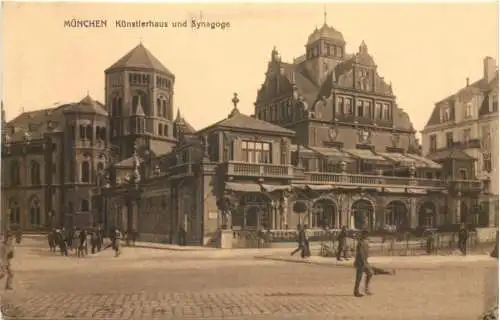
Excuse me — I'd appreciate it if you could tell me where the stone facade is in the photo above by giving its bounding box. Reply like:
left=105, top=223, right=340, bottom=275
left=421, top=57, right=499, bottom=227
left=1, top=23, right=486, bottom=246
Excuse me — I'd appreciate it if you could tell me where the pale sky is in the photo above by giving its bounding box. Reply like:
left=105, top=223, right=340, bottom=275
left=2, top=3, right=498, bottom=136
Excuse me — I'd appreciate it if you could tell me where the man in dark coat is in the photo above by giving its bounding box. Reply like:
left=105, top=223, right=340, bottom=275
left=354, top=230, right=373, bottom=297
left=458, top=223, right=469, bottom=256
left=290, top=224, right=306, bottom=257
left=336, top=226, right=350, bottom=261
left=58, top=228, right=68, bottom=256
left=491, top=231, right=498, bottom=259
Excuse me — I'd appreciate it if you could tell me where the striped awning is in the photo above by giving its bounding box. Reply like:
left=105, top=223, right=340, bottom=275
left=344, top=149, right=387, bottom=162
left=377, top=152, right=418, bottom=167
left=261, top=184, right=292, bottom=192
left=405, top=154, right=442, bottom=169
left=225, top=182, right=261, bottom=193
left=407, top=188, right=428, bottom=195
left=307, top=184, right=334, bottom=191
left=384, top=187, right=406, bottom=193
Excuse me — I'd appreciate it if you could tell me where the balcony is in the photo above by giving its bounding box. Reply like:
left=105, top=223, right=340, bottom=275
left=449, top=180, right=483, bottom=194
left=222, top=161, right=294, bottom=179
left=304, top=171, right=447, bottom=189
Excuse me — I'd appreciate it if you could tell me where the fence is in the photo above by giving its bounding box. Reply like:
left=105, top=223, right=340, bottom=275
left=231, top=228, right=488, bottom=256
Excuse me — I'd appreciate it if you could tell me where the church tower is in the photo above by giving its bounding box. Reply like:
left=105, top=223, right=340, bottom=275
left=105, top=43, right=177, bottom=160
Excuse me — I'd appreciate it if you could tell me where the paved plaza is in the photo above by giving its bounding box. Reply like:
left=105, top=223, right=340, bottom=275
left=1, top=237, right=497, bottom=320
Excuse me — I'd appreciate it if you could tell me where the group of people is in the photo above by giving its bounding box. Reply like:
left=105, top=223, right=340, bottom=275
left=48, top=226, right=123, bottom=258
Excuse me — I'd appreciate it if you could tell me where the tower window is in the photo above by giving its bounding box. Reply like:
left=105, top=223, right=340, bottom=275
left=79, top=125, right=86, bottom=139
left=158, top=123, right=163, bottom=135
left=30, top=161, right=41, bottom=185
left=81, top=161, right=90, bottom=183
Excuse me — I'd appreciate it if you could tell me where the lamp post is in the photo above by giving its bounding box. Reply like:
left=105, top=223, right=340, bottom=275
left=125, top=145, right=141, bottom=246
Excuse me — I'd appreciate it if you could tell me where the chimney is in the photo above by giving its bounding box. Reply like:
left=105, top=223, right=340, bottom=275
left=466, top=77, right=470, bottom=87
left=483, top=56, right=496, bottom=83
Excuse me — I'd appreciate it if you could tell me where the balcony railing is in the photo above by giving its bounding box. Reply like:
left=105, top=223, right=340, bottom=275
left=304, top=171, right=447, bottom=188
left=223, top=161, right=294, bottom=179
left=449, top=180, right=483, bottom=193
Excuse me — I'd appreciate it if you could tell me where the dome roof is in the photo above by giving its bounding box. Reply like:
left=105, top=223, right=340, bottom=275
left=63, top=95, right=108, bottom=116
left=307, top=24, right=344, bottom=45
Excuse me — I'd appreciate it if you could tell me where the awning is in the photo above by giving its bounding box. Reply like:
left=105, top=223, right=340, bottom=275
left=377, top=152, right=418, bottom=167
left=384, top=187, right=406, bottom=193
left=291, top=184, right=307, bottom=190
left=225, top=182, right=261, bottom=193
left=306, top=146, right=355, bottom=162
left=261, top=184, right=292, bottom=192
left=344, top=149, right=387, bottom=162
left=407, top=188, right=428, bottom=195
left=307, top=184, right=334, bottom=191
left=405, top=154, right=442, bottom=169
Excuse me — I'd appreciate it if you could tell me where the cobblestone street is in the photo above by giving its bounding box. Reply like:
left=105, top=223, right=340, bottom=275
left=1, top=237, right=497, bottom=320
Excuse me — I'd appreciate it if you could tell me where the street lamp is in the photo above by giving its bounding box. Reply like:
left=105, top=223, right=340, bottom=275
left=124, top=145, right=142, bottom=245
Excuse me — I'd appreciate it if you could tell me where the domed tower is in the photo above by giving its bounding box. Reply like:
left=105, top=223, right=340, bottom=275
left=304, top=11, right=346, bottom=85
left=105, top=43, right=177, bottom=161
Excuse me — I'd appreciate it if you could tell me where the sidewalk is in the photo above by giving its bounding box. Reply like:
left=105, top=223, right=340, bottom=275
left=257, top=253, right=496, bottom=268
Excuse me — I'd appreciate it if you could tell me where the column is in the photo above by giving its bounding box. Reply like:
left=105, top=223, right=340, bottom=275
left=455, top=194, right=461, bottom=224
left=280, top=193, right=288, bottom=229
left=409, top=198, right=417, bottom=228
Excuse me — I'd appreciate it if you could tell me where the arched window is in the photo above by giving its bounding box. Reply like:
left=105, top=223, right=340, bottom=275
left=132, top=91, right=148, bottom=115
left=30, top=160, right=41, bottom=185
left=30, top=197, right=41, bottom=227
left=158, top=123, right=163, bottom=135
left=81, top=161, right=90, bottom=182
left=10, top=160, right=20, bottom=186
left=9, top=198, right=20, bottom=226
left=163, top=124, right=169, bottom=136
left=157, top=98, right=161, bottom=116
left=86, top=125, right=93, bottom=140
left=162, top=100, right=167, bottom=119
left=81, top=199, right=90, bottom=212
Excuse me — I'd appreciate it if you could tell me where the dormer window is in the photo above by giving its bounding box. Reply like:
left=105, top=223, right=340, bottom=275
left=465, top=103, right=473, bottom=118
left=441, top=106, right=451, bottom=122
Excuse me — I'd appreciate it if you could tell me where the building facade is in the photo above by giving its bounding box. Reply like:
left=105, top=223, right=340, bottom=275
left=1, top=22, right=486, bottom=247
left=421, top=57, right=499, bottom=227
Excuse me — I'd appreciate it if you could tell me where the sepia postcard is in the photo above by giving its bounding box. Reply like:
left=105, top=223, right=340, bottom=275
left=0, top=2, right=498, bottom=320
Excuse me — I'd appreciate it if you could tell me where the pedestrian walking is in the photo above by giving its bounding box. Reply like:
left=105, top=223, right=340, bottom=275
left=290, top=224, right=305, bottom=257
left=58, top=228, right=68, bottom=256
left=90, top=229, right=98, bottom=254
left=78, top=229, right=87, bottom=257
left=458, top=223, right=469, bottom=256
left=113, top=228, right=122, bottom=257
left=336, top=225, right=350, bottom=261
left=353, top=230, right=395, bottom=297
left=48, top=229, right=56, bottom=252
left=0, top=232, right=15, bottom=290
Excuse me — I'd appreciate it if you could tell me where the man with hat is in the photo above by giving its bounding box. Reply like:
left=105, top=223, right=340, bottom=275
left=0, top=232, right=15, bottom=290
left=354, top=229, right=395, bottom=297
left=354, top=229, right=372, bottom=297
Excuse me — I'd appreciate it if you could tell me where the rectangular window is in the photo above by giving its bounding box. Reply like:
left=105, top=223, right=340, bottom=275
left=459, top=169, right=468, bottom=180
left=344, top=99, right=353, bottom=114
left=483, top=152, right=492, bottom=172
left=374, top=103, right=382, bottom=119
left=242, top=141, right=271, bottom=164
left=429, top=134, right=437, bottom=152
left=336, top=97, right=343, bottom=114
left=446, top=132, right=453, bottom=147
left=441, top=107, right=451, bottom=122
left=493, top=95, right=498, bottom=113
left=363, top=101, right=371, bottom=118
left=382, top=104, right=389, bottom=120
left=356, top=100, right=364, bottom=117
left=465, top=104, right=473, bottom=118
left=462, top=128, right=471, bottom=144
